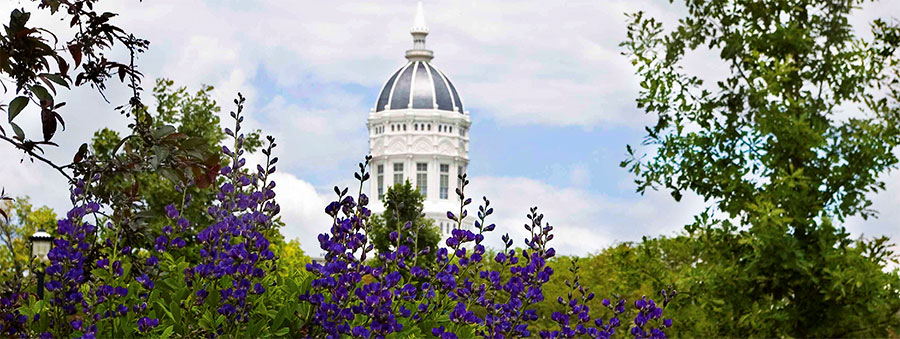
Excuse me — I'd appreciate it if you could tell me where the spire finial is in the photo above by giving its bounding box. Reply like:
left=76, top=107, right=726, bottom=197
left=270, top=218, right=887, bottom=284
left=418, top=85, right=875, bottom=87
left=412, top=1, right=428, bottom=33
left=406, top=1, right=433, bottom=62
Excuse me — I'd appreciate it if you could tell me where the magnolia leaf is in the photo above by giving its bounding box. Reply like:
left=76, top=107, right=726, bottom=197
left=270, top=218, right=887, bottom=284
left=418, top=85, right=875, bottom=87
left=30, top=85, right=52, bottom=105
left=41, top=73, right=70, bottom=89
left=8, top=96, right=28, bottom=122
left=10, top=122, right=24, bottom=140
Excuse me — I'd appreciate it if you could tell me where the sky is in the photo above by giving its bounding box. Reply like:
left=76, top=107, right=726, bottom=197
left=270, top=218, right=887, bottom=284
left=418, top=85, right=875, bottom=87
left=1, top=0, right=898, bottom=257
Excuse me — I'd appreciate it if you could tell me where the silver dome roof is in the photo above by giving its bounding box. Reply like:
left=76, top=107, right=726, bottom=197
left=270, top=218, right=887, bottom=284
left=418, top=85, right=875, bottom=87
left=375, top=60, right=464, bottom=113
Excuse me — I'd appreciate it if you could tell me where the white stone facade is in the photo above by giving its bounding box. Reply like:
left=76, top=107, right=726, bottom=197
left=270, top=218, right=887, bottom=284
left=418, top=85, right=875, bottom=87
left=367, top=2, right=473, bottom=235
left=367, top=109, right=471, bottom=234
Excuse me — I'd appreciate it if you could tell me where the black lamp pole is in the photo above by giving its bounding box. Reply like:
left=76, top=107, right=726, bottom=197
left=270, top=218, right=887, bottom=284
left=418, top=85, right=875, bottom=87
left=29, top=229, right=52, bottom=300
left=36, top=267, right=45, bottom=299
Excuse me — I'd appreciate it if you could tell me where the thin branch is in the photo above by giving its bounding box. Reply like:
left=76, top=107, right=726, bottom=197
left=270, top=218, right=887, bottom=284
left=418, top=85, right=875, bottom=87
left=0, top=134, right=73, bottom=182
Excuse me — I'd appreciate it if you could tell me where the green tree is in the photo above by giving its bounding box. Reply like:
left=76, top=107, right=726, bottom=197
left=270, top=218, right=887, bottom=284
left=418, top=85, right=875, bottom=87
left=621, top=0, right=900, bottom=336
left=369, top=180, right=441, bottom=264
left=0, top=197, right=57, bottom=282
left=90, top=78, right=262, bottom=236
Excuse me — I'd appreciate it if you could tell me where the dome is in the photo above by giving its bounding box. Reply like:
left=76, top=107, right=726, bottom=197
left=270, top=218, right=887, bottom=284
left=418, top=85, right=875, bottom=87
left=375, top=60, right=464, bottom=113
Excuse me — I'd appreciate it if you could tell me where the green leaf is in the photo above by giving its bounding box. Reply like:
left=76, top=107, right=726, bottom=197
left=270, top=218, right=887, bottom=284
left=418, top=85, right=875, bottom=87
left=272, top=303, right=292, bottom=329
left=159, top=325, right=174, bottom=339
left=8, top=96, right=28, bottom=122
left=200, top=312, right=215, bottom=331
left=153, top=125, right=177, bottom=139
left=156, top=300, right=174, bottom=321
left=40, top=73, right=70, bottom=89
left=122, top=261, right=132, bottom=278
left=10, top=122, right=24, bottom=140
left=91, top=268, right=110, bottom=281
left=215, top=314, right=226, bottom=327
left=169, top=299, right=182, bottom=323
left=273, top=327, right=289, bottom=337
left=30, top=85, right=51, bottom=104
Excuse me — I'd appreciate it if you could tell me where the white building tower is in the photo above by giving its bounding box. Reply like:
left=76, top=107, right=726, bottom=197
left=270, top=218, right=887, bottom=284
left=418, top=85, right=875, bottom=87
left=368, top=2, right=472, bottom=235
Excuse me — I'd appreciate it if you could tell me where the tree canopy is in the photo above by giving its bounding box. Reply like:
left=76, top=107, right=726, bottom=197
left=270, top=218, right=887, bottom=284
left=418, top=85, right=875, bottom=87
left=0, top=197, right=57, bottom=282
left=621, top=0, right=900, bottom=336
left=369, top=180, right=441, bottom=264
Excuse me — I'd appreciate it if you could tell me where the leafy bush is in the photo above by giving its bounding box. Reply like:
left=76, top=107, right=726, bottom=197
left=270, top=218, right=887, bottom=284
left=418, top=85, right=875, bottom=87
left=0, top=96, right=675, bottom=338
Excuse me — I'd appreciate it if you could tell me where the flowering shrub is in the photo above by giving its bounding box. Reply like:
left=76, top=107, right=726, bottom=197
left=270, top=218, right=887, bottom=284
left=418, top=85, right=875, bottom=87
left=0, top=283, right=29, bottom=337
left=541, top=259, right=674, bottom=339
left=178, top=96, right=280, bottom=335
left=0, top=94, right=676, bottom=338
left=300, top=156, right=677, bottom=338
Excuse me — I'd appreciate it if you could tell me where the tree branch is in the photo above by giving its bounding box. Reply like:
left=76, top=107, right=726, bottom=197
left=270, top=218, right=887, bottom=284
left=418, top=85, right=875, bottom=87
left=0, top=134, right=73, bottom=182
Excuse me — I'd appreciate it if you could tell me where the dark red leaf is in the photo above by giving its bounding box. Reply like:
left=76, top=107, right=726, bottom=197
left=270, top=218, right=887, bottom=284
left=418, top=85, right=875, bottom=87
left=41, top=108, right=57, bottom=141
left=69, top=43, right=82, bottom=68
left=54, top=111, right=65, bottom=131
left=73, top=143, right=88, bottom=163
left=38, top=74, right=56, bottom=94
left=192, top=166, right=211, bottom=189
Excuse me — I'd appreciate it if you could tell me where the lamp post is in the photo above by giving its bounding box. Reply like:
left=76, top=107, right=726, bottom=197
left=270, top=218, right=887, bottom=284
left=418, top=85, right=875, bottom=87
left=29, top=229, right=52, bottom=299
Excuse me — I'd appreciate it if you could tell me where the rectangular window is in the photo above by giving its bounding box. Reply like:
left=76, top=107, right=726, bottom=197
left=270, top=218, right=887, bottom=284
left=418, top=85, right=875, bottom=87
left=440, top=164, right=449, bottom=199
left=416, top=162, right=427, bottom=197
left=394, top=163, right=404, bottom=185
left=377, top=164, right=384, bottom=200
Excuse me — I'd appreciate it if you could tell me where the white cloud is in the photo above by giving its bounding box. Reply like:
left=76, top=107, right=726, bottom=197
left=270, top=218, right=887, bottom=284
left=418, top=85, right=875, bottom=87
left=0, top=0, right=899, bottom=261
left=569, top=164, right=591, bottom=187
left=253, top=92, right=369, bottom=174
left=467, top=175, right=705, bottom=255
left=269, top=172, right=333, bottom=255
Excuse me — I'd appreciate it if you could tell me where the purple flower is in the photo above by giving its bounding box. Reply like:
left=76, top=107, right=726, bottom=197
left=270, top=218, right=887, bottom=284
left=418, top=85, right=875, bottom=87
left=137, top=317, right=159, bottom=332
left=113, top=261, right=123, bottom=277
left=136, top=274, right=154, bottom=290
left=165, top=204, right=179, bottom=219
left=155, top=235, right=168, bottom=252
left=389, top=231, right=399, bottom=243
left=296, top=156, right=677, bottom=339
